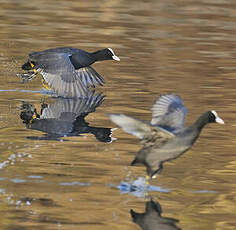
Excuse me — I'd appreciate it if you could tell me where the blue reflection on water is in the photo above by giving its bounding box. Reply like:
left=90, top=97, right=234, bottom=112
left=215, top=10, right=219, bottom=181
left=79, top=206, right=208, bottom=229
left=59, top=181, right=91, bottom=186
left=110, top=177, right=217, bottom=198
left=0, top=88, right=53, bottom=95
left=11, top=178, right=26, bottom=183
left=109, top=177, right=170, bottom=198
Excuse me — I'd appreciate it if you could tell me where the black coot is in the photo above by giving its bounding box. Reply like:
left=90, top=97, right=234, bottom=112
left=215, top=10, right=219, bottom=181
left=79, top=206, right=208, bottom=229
left=109, top=94, right=224, bottom=178
left=18, top=47, right=120, bottom=98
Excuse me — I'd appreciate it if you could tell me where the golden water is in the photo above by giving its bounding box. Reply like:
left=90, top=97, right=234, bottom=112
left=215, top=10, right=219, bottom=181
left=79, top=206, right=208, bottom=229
left=0, top=0, right=236, bottom=229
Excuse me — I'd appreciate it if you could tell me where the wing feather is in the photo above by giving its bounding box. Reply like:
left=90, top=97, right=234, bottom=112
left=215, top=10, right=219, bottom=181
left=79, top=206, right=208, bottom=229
left=151, top=94, right=187, bottom=131
left=77, top=66, right=105, bottom=87
left=29, top=52, right=88, bottom=98
left=109, top=114, right=174, bottom=142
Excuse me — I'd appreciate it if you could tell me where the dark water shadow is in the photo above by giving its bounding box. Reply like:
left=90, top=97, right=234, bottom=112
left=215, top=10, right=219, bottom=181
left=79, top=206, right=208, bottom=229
left=130, top=199, right=182, bottom=230
left=20, top=91, right=114, bottom=142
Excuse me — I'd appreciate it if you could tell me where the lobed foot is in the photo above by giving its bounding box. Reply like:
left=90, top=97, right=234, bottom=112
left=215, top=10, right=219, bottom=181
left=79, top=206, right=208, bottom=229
left=16, top=72, right=37, bottom=83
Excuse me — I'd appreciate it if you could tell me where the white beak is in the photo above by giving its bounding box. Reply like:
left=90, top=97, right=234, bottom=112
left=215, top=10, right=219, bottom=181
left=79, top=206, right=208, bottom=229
left=108, top=48, right=120, bottom=61
left=216, top=117, right=224, bottom=124
left=212, top=110, right=224, bottom=124
left=112, top=55, right=120, bottom=61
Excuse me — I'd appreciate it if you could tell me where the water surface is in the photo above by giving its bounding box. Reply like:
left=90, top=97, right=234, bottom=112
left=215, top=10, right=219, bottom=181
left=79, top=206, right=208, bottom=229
left=0, top=0, right=236, bottom=229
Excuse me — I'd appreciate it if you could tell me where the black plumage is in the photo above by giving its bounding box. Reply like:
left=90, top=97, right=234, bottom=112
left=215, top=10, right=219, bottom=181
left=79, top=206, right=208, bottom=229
left=18, top=47, right=120, bottom=98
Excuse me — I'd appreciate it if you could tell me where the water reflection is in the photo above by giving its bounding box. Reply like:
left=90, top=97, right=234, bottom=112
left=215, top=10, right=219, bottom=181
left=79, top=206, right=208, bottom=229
left=115, top=177, right=170, bottom=198
left=130, top=199, right=181, bottom=230
left=1, top=0, right=235, bottom=228
left=20, top=92, right=113, bottom=142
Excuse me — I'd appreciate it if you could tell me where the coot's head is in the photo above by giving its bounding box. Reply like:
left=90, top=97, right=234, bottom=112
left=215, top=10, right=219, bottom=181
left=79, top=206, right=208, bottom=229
left=93, top=48, right=120, bottom=61
left=209, top=110, right=224, bottom=124
left=107, top=48, right=120, bottom=61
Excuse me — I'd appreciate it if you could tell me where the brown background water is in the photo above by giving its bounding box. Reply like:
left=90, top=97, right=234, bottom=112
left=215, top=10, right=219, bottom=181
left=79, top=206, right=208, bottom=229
left=0, top=0, right=236, bottom=229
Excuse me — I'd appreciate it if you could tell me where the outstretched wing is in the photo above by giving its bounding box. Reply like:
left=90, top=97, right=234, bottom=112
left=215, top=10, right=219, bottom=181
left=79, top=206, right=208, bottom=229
left=151, top=94, right=187, bottom=132
left=109, top=114, right=174, bottom=141
left=77, top=66, right=105, bottom=88
left=29, top=52, right=88, bottom=98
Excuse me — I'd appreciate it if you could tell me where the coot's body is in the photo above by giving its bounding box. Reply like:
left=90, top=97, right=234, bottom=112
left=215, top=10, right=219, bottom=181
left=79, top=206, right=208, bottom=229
left=109, top=94, right=224, bottom=178
left=18, top=47, right=120, bottom=98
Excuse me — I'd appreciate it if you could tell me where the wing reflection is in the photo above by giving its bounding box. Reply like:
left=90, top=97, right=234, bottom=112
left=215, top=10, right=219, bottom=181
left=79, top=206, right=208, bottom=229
left=130, top=199, right=181, bottom=230
left=20, top=92, right=113, bottom=142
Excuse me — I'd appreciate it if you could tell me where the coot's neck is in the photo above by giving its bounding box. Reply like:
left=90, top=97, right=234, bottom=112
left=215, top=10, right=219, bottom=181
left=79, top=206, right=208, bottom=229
left=192, top=112, right=210, bottom=131
left=91, top=49, right=108, bottom=61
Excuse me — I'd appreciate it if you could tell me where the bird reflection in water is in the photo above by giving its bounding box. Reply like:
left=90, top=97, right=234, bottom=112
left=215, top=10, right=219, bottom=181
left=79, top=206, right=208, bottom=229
left=20, top=92, right=114, bottom=142
left=130, top=199, right=181, bottom=230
